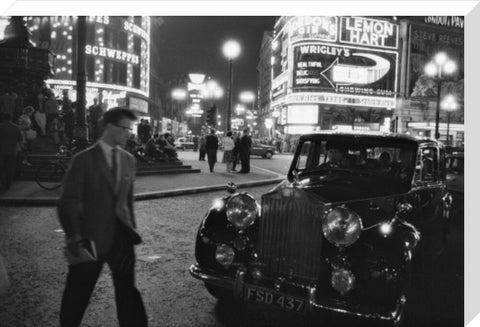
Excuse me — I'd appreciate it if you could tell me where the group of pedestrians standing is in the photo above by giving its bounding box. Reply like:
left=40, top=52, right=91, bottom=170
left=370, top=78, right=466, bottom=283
left=199, top=128, right=252, bottom=174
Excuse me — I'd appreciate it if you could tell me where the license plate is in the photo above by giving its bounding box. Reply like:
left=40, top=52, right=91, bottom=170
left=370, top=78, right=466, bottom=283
left=244, top=285, right=306, bottom=314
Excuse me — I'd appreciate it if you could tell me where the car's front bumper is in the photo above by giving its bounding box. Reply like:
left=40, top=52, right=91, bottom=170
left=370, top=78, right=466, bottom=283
left=189, top=263, right=405, bottom=323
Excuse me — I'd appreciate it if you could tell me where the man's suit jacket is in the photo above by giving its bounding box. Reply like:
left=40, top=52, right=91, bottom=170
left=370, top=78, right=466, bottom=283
left=58, top=143, right=138, bottom=255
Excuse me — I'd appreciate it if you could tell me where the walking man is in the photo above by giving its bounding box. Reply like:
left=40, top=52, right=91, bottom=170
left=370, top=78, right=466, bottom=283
left=205, top=128, right=219, bottom=172
left=198, top=133, right=206, bottom=161
left=238, top=129, right=252, bottom=173
left=57, top=107, right=148, bottom=327
left=88, top=98, right=103, bottom=141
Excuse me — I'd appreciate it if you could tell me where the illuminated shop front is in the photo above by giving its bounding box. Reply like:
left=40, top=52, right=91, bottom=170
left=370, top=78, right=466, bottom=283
left=270, top=16, right=399, bottom=135
left=26, top=16, right=150, bottom=115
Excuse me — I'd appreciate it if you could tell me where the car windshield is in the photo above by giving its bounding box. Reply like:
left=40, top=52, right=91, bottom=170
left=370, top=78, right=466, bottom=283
left=293, top=137, right=418, bottom=186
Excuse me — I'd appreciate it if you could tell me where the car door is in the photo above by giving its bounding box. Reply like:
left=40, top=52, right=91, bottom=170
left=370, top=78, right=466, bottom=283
left=408, top=144, right=448, bottom=254
left=251, top=140, right=264, bottom=157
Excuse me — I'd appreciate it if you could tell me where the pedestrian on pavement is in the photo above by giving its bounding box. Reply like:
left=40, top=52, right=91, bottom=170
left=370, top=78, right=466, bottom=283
left=198, top=133, right=206, bottom=161
left=205, top=128, right=219, bottom=172
left=193, top=135, right=199, bottom=152
left=44, top=89, right=60, bottom=125
left=33, top=93, right=47, bottom=136
left=0, top=89, right=15, bottom=117
left=17, top=106, right=35, bottom=166
left=0, top=113, right=23, bottom=191
left=232, top=132, right=240, bottom=172
left=223, top=131, right=235, bottom=173
left=88, top=98, right=103, bottom=141
left=62, top=104, right=75, bottom=146
left=57, top=107, right=148, bottom=327
left=238, top=129, right=252, bottom=173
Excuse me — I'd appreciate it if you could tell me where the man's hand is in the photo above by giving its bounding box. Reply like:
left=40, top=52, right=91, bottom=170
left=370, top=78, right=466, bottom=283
left=65, top=234, right=83, bottom=257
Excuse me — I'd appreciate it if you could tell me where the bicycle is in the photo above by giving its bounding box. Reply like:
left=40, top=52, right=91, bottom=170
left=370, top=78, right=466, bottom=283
left=35, top=146, right=72, bottom=190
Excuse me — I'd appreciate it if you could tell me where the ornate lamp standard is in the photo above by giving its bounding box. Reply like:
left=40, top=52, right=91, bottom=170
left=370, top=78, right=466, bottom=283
left=171, top=88, right=187, bottom=121
left=440, top=94, right=459, bottom=146
left=222, top=40, right=241, bottom=132
left=424, top=52, right=456, bottom=140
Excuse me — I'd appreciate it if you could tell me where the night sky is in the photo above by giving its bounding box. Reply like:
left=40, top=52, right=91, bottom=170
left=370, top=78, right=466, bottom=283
left=155, top=16, right=277, bottom=103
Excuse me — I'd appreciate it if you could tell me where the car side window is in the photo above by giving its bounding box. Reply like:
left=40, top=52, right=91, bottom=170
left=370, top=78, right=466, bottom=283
left=297, top=141, right=311, bottom=171
left=419, top=147, right=438, bottom=182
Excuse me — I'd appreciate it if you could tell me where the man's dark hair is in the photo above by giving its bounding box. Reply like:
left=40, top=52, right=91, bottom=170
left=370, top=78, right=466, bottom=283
left=210, top=129, right=215, bottom=134
left=243, top=129, right=249, bottom=134
left=102, top=107, right=137, bottom=127
left=164, top=133, right=171, bottom=138
left=226, top=131, right=232, bottom=137
left=153, top=133, right=159, bottom=138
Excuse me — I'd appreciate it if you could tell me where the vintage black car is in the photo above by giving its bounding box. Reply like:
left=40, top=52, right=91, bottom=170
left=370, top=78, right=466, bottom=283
left=251, top=139, right=276, bottom=159
left=190, top=132, right=452, bottom=326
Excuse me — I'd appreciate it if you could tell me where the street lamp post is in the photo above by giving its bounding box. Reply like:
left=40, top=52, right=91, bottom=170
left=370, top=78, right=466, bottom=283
left=223, top=40, right=241, bottom=132
left=441, top=94, right=459, bottom=146
left=424, top=52, right=456, bottom=140
left=172, top=88, right=187, bottom=121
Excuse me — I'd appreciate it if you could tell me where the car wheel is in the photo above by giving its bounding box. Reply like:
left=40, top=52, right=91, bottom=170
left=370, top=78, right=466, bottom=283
left=263, top=151, right=273, bottom=159
left=205, top=283, right=233, bottom=301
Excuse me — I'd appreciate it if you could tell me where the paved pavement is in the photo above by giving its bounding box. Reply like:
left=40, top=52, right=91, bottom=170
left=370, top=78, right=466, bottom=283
left=0, top=151, right=285, bottom=206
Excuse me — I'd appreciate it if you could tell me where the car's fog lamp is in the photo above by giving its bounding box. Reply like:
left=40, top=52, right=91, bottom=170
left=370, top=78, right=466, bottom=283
left=323, top=207, right=363, bottom=247
left=215, top=244, right=235, bottom=266
left=232, top=236, right=247, bottom=251
left=251, top=268, right=262, bottom=280
left=226, top=194, right=258, bottom=230
left=331, top=269, right=355, bottom=295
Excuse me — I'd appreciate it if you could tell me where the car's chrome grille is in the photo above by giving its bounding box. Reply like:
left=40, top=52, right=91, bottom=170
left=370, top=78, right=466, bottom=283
left=258, top=195, right=324, bottom=281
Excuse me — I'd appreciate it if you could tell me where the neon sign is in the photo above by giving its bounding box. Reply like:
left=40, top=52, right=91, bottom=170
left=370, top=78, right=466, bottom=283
left=123, top=21, right=149, bottom=41
left=88, top=16, right=110, bottom=25
left=293, top=43, right=398, bottom=99
left=286, top=92, right=396, bottom=109
left=85, top=45, right=139, bottom=65
left=289, top=16, right=338, bottom=42
left=341, top=17, right=398, bottom=49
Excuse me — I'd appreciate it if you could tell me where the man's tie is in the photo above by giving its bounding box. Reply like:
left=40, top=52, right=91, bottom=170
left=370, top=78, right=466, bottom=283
left=111, top=148, right=117, bottom=186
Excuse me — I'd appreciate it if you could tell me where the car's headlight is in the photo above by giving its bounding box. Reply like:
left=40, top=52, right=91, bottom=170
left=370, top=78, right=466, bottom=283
left=322, top=207, right=363, bottom=247
left=226, top=193, right=258, bottom=230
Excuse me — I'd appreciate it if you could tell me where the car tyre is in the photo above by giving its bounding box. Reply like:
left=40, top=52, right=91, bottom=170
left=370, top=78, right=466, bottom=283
left=205, top=283, right=234, bottom=301
left=263, top=151, right=273, bottom=159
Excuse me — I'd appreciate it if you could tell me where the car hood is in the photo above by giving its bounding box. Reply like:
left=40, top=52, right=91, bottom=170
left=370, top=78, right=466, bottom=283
left=265, top=177, right=403, bottom=227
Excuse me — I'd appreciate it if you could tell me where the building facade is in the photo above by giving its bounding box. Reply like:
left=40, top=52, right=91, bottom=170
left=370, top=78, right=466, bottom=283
left=396, top=16, right=464, bottom=146
left=256, top=31, right=273, bottom=138
left=266, top=16, right=464, bottom=146
left=26, top=16, right=153, bottom=117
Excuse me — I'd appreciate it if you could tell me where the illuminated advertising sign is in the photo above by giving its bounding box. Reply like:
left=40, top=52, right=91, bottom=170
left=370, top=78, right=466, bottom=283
left=293, top=43, right=398, bottom=99
left=123, top=21, right=149, bottom=41
left=271, top=82, right=287, bottom=101
left=289, top=16, right=338, bottom=43
left=340, top=17, right=398, bottom=49
left=423, top=16, right=464, bottom=29
left=287, top=105, right=318, bottom=124
left=272, top=29, right=289, bottom=79
left=129, top=97, right=148, bottom=114
left=286, top=92, right=396, bottom=109
left=408, top=23, right=463, bottom=100
left=85, top=45, right=140, bottom=65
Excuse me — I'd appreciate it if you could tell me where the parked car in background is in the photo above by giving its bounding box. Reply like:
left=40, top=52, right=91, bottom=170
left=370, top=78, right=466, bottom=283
left=175, top=136, right=195, bottom=151
left=446, top=152, right=464, bottom=211
left=190, top=131, right=452, bottom=326
left=251, top=139, right=276, bottom=159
